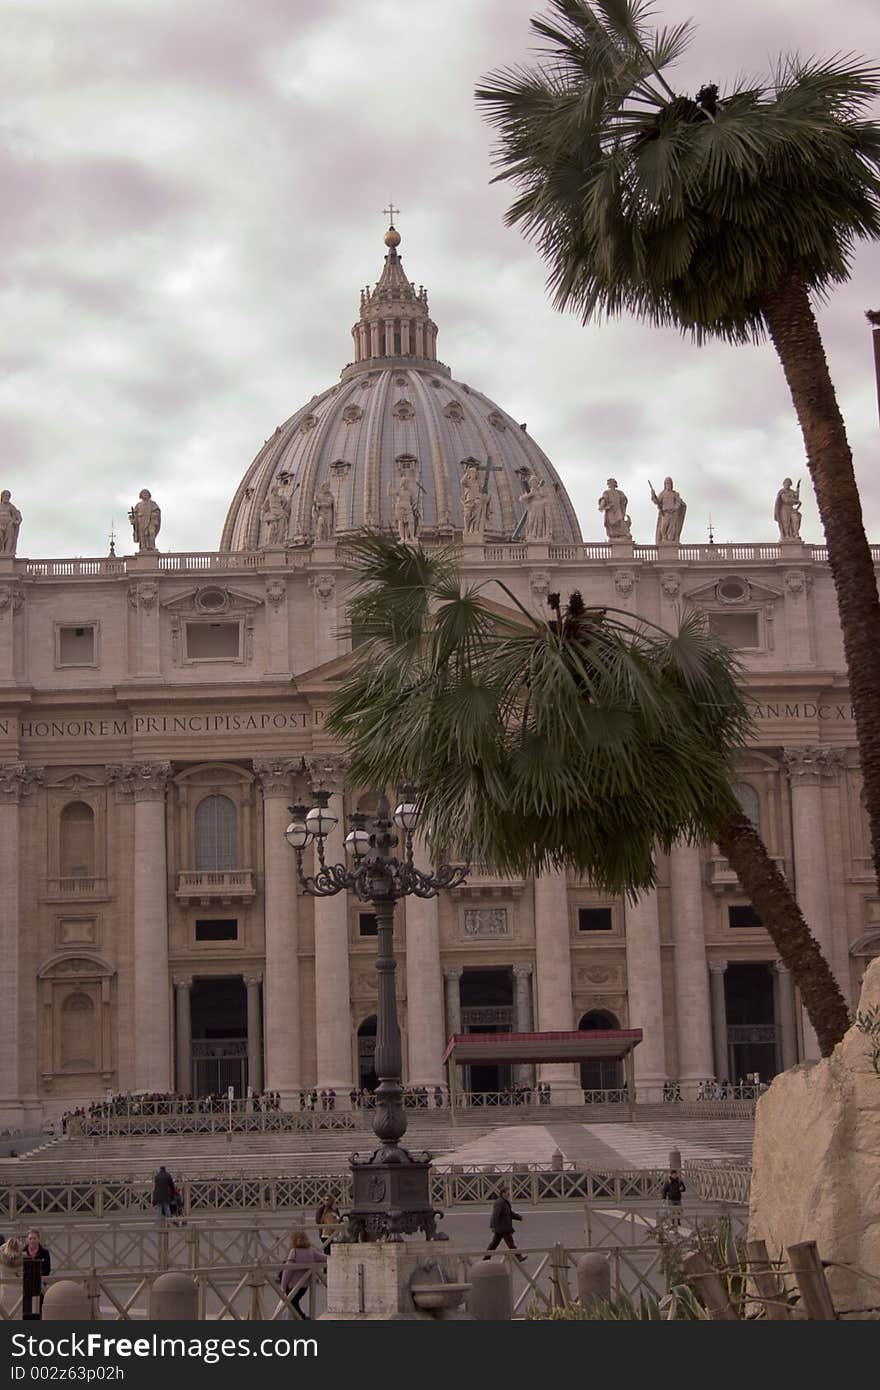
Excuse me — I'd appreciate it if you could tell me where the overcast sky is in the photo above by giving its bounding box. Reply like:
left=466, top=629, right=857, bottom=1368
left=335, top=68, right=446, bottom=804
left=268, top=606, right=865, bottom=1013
left=1, top=0, right=878, bottom=557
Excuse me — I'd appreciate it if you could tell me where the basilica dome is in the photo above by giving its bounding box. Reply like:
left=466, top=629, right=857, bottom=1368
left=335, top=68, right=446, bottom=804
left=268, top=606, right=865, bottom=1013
left=220, top=227, right=582, bottom=550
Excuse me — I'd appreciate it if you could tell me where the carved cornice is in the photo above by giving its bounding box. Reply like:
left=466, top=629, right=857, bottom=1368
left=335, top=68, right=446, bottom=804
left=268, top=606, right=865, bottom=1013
left=106, top=761, right=173, bottom=801
left=0, top=763, right=44, bottom=803
left=0, top=582, right=24, bottom=615
left=304, top=753, right=349, bottom=793
left=252, top=757, right=299, bottom=798
left=127, top=581, right=158, bottom=611
left=783, top=746, right=846, bottom=784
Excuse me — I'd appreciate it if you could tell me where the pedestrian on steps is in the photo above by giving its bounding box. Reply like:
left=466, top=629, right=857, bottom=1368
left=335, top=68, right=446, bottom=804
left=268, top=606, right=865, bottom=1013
left=482, top=1185, right=526, bottom=1262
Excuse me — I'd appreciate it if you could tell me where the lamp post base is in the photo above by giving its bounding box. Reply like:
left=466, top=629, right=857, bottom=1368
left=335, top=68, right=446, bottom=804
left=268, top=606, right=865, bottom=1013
left=344, top=1146, right=446, bottom=1242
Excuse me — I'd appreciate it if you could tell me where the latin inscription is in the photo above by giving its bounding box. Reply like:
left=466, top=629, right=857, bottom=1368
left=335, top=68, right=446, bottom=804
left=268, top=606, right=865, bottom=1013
left=746, top=702, right=854, bottom=721
left=8, top=709, right=325, bottom=740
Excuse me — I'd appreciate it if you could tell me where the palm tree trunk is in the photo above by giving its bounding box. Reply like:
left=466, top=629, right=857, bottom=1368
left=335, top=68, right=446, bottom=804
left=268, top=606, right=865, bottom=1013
left=763, top=271, right=880, bottom=895
left=714, top=809, right=850, bottom=1055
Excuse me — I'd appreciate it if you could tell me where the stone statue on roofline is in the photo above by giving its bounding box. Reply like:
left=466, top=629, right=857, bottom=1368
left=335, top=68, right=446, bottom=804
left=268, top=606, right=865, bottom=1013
left=519, top=472, right=551, bottom=541
left=461, top=461, right=490, bottom=536
left=598, top=478, right=631, bottom=540
left=650, top=477, right=686, bottom=544
left=313, top=479, right=336, bottom=541
left=129, top=489, right=161, bottom=552
left=388, top=473, right=419, bottom=544
left=261, top=480, right=291, bottom=546
left=774, top=478, right=802, bottom=540
left=0, top=491, right=22, bottom=555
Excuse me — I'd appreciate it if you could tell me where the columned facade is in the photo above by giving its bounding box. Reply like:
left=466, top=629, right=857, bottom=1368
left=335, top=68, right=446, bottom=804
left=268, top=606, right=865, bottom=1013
left=0, top=765, right=42, bottom=1125
left=784, top=747, right=844, bottom=1059
left=533, top=867, right=578, bottom=1096
left=624, top=883, right=666, bottom=1100
left=174, top=976, right=192, bottom=1094
left=709, top=961, right=729, bottom=1084
left=245, top=974, right=263, bottom=1095
left=254, top=758, right=301, bottom=1103
left=669, top=841, right=714, bottom=1084
left=308, top=768, right=354, bottom=1097
left=110, top=762, right=173, bottom=1093
left=403, top=838, right=445, bottom=1088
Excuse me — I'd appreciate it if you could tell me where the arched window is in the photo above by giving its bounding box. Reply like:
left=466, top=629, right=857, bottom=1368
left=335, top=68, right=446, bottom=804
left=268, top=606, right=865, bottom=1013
left=195, top=795, right=237, bottom=870
left=60, top=801, right=95, bottom=877
left=731, top=782, right=761, bottom=833
left=578, top=1009, right=622, bottom=1091
left=60, top=992, right=96, bottom=1071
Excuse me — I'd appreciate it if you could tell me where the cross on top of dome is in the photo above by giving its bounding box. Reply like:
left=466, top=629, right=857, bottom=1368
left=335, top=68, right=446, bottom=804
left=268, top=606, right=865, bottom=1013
left=352, top=207, right=437, bottom=367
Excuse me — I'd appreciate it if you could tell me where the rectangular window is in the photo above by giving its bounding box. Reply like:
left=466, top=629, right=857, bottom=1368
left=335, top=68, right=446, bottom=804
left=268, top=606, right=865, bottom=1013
left=185, top=621, right=241, bottom=661
left=195, top=919, right=238, bottom=942
left=359, top=913, right=378, bottom=937
left=728, top=905, right=763, bottom=929
left=578, top=907, right=613, bottom=932
left=707, top=612, right=760, bottom=649
left=57, top=625, right=97, bottom=666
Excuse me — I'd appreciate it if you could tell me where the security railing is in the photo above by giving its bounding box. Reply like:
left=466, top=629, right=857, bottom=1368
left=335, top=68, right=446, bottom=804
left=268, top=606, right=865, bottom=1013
left=0, top=1164, right=750, bottom=1220
left=66, top=1109, right=357, bottom=1138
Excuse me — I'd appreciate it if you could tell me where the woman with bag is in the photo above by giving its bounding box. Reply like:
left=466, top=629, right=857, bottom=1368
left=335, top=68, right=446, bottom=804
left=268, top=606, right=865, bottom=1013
left=280, top=1231, right=326, bottom=1320
left=315, top=1195, right=343, bottom=1255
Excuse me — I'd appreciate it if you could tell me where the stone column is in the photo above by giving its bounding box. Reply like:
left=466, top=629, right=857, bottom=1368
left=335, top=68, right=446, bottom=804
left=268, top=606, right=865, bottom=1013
left=669, top=841, right=714, bottom=1089
left=513, top=963, right=534, bottom=1086
left=414, top=321, right=425, bottom=357
left=443, top=966, right=463, bottom=1091
left=773, top=961, right=798, bottom=1072
left=370, top=321, right=380, bottom=357
left=253, top=758, right=301, bottom=1105
left=110, top=762, right=173, bottom=1093
left=384, top=319, right=394, bottom=356
left=246, top=974, right=263, bottom=1095
left=709, top=961, right=729, bottom=1084
left=0, top=765, right=43, bottom=1127
left=624, top=884, right=667, bottom=1100
left=174, top=977, right=192, bottom=1095
left=784, top=747, right=845, bottom=1060
left=533, top=868, right=577, bottom=1096
left=403, top=839, right=444, bottom=1088
left=308, top=759, right=354, bottom=1096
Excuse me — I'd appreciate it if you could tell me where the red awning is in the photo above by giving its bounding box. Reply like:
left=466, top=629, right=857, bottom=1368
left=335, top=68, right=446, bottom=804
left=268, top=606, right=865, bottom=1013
left=442, top=1029, right=642, bottom=1065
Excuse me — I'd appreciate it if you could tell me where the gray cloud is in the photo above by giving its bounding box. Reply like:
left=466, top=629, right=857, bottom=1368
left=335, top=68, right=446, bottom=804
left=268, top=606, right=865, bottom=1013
left=0, top=0, right=878, bottom=557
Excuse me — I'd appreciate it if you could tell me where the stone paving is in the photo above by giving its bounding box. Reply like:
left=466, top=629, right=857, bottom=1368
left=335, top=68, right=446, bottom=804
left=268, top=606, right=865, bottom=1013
left=433, top=1116, right=753, bottom=1169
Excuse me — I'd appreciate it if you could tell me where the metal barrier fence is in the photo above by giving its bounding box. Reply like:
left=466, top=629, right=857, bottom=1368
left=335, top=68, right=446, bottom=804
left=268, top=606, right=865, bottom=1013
left=67, top=1111, right=358, bottom=1138
left=0, top=1164, right=751, bottom=1220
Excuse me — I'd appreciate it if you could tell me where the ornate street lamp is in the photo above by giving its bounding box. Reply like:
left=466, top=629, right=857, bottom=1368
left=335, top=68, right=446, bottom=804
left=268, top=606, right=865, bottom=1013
left=285, top=788, right=467, bottom=1241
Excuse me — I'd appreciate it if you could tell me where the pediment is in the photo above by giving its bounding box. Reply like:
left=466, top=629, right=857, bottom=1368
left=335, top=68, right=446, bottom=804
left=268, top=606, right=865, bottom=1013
left=38, top=952, right=115, bottom=980
left=682, top=576, right=782, bottom=607
left=161, top=585, right=264, bottom=615
left=43, top=768, right=108, bottom=790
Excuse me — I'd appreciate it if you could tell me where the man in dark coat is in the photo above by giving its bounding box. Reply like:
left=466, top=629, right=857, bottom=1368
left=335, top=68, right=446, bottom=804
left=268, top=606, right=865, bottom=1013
left=152, top=1165, right=175, bottom=1218
left=482, top=1186, right=526, bottom=1261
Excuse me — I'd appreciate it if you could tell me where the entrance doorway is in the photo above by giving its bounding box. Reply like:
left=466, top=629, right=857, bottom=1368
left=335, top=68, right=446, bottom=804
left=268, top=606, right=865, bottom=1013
left=190, top=977, right=249, bottom=1096
left=460, top=967, right=513, bottom=1093
left=578, top=1009, right=623, bottom=1090
left=724, top=963, right=779, bottom=1083
left=357, top=1015, right=378, bottom=1093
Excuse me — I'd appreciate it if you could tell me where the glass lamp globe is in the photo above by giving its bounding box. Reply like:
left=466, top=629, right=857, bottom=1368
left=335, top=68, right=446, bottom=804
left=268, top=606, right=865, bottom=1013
left=344, top=826, right=370, bottom=858
left=392, top=799, right=419, bottom=832
left=285, top=819, right=311, bottom=850
left=305, top=790, right=339, bottom=839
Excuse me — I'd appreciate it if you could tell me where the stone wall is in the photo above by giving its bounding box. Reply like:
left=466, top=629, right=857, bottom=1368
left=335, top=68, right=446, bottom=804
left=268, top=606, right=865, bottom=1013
left=748, top=957, right=880, bottom=1312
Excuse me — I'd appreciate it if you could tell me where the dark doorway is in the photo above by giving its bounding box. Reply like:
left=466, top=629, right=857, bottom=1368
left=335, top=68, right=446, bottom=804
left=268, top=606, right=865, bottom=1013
left=724, top=963, right=778, bottom=1083
left=460, top=967, right=513, bottom=1093
left=190, top=977, right=248, bottom=1096
left=578, top=1009, right=623, bottom=1090
left=358, top=1015, right=378, bottom=1093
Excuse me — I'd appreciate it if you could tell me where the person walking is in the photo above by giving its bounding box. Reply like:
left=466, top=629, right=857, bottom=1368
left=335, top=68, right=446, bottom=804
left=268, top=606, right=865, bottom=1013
left=315, top=1196, right=343, bottom=1255
left=22, top=1230, right=50, bottom=1320
left=661, top=1169, right=686, bottom=1226
left=0, top=1238, right=23, bottom=1318
left=280, top=1231, right=327, bottom=1319
left=152, top=1164, right=175, bottom=1218
left=482, top=1186, right=526, bottom=1261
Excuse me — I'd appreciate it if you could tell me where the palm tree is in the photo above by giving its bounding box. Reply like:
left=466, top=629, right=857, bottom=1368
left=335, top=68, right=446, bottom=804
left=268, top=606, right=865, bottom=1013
left=326, top=534, right=850, bottom=1054
left=475, top=0, right=880, bottom=894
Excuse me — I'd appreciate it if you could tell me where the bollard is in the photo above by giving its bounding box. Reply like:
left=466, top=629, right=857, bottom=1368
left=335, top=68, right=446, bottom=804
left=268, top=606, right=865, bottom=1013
left=668, top=1149, right=681, bottom=1173
left=149, top=1271, right=199, bottom=1321
left=468, top=1262, right=513, bottom=1321
left=42, top=1280, right=93, bottom=1321
left=576, top=1253, right=611, bottom=1309
left=551, top=1149, right=564, bottom=1172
